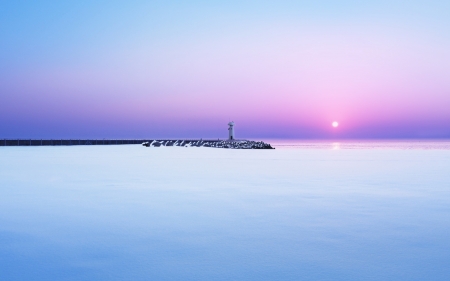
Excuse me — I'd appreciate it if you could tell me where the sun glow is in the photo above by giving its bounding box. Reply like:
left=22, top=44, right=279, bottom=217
left=332, top=121, right=339, bottom=128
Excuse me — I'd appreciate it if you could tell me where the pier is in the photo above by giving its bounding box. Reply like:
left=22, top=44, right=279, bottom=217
left=0, top=139, right=148, bottom=146
left=0, top=139, right=274, bottom=149
left=1, top=123, right=273, bottom=149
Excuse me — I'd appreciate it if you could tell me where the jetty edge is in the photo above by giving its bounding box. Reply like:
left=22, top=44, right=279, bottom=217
left=142, top=139, right=274, bottom=149
left=1, top=139, right=144, bottom=146
left=0, top=139, right=274, bottom=149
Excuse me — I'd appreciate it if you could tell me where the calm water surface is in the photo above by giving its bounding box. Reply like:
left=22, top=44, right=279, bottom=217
left=1, top=141, right=449, bottom=280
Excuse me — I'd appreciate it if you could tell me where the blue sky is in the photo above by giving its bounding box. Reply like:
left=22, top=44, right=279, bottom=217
left=1, top=1, right=449, bottom=139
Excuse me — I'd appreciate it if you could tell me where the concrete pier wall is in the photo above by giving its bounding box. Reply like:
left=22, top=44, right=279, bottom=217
left=0, top=139, right=151, bottom=146
left=0, top=139, right=224, bottom=147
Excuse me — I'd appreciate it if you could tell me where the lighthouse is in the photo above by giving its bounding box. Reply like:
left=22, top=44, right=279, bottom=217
left=228, top=121, right=235, bottom=140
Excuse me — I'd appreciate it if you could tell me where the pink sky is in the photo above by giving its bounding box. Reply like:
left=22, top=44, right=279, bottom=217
left=1, top=2, right=449, bottom=139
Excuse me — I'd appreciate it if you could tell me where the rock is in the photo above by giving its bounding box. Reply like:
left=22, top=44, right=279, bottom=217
left=143, top=140, right=274, bottom=149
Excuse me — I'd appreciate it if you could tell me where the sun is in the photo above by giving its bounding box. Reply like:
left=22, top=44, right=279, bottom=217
left=332, top=121, right=339, bottom=128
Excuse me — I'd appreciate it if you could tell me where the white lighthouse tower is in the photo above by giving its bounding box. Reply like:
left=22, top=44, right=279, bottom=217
left=228, top=121, right=235, bottom=140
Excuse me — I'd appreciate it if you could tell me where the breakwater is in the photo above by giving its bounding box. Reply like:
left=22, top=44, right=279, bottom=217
left=0, top=139, right=147, bottom=146
left=143, top=140, right=274, bottom=149
left=1, top=139, right=274, bottom=149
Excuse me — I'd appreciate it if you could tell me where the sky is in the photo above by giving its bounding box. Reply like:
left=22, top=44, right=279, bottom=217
left=1, top=0, right=449, bottom=139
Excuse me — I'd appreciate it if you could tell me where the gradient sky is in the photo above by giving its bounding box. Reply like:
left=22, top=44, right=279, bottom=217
left=1, top=1, right=449, bottom=139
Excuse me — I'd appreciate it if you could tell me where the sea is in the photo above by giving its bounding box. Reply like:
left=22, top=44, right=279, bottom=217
left=1, top=140, right=449, bottom=281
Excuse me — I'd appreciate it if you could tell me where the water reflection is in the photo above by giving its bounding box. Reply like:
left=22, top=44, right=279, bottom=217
left=268, top=139, right=450, bottom=150
left=332, top=142, right=340, bottom=150
left=0, top=144, right=449, bottom=280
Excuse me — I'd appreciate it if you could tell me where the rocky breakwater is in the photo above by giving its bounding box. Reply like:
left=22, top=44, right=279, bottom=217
left=142, top=140, right=274, bottom=149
